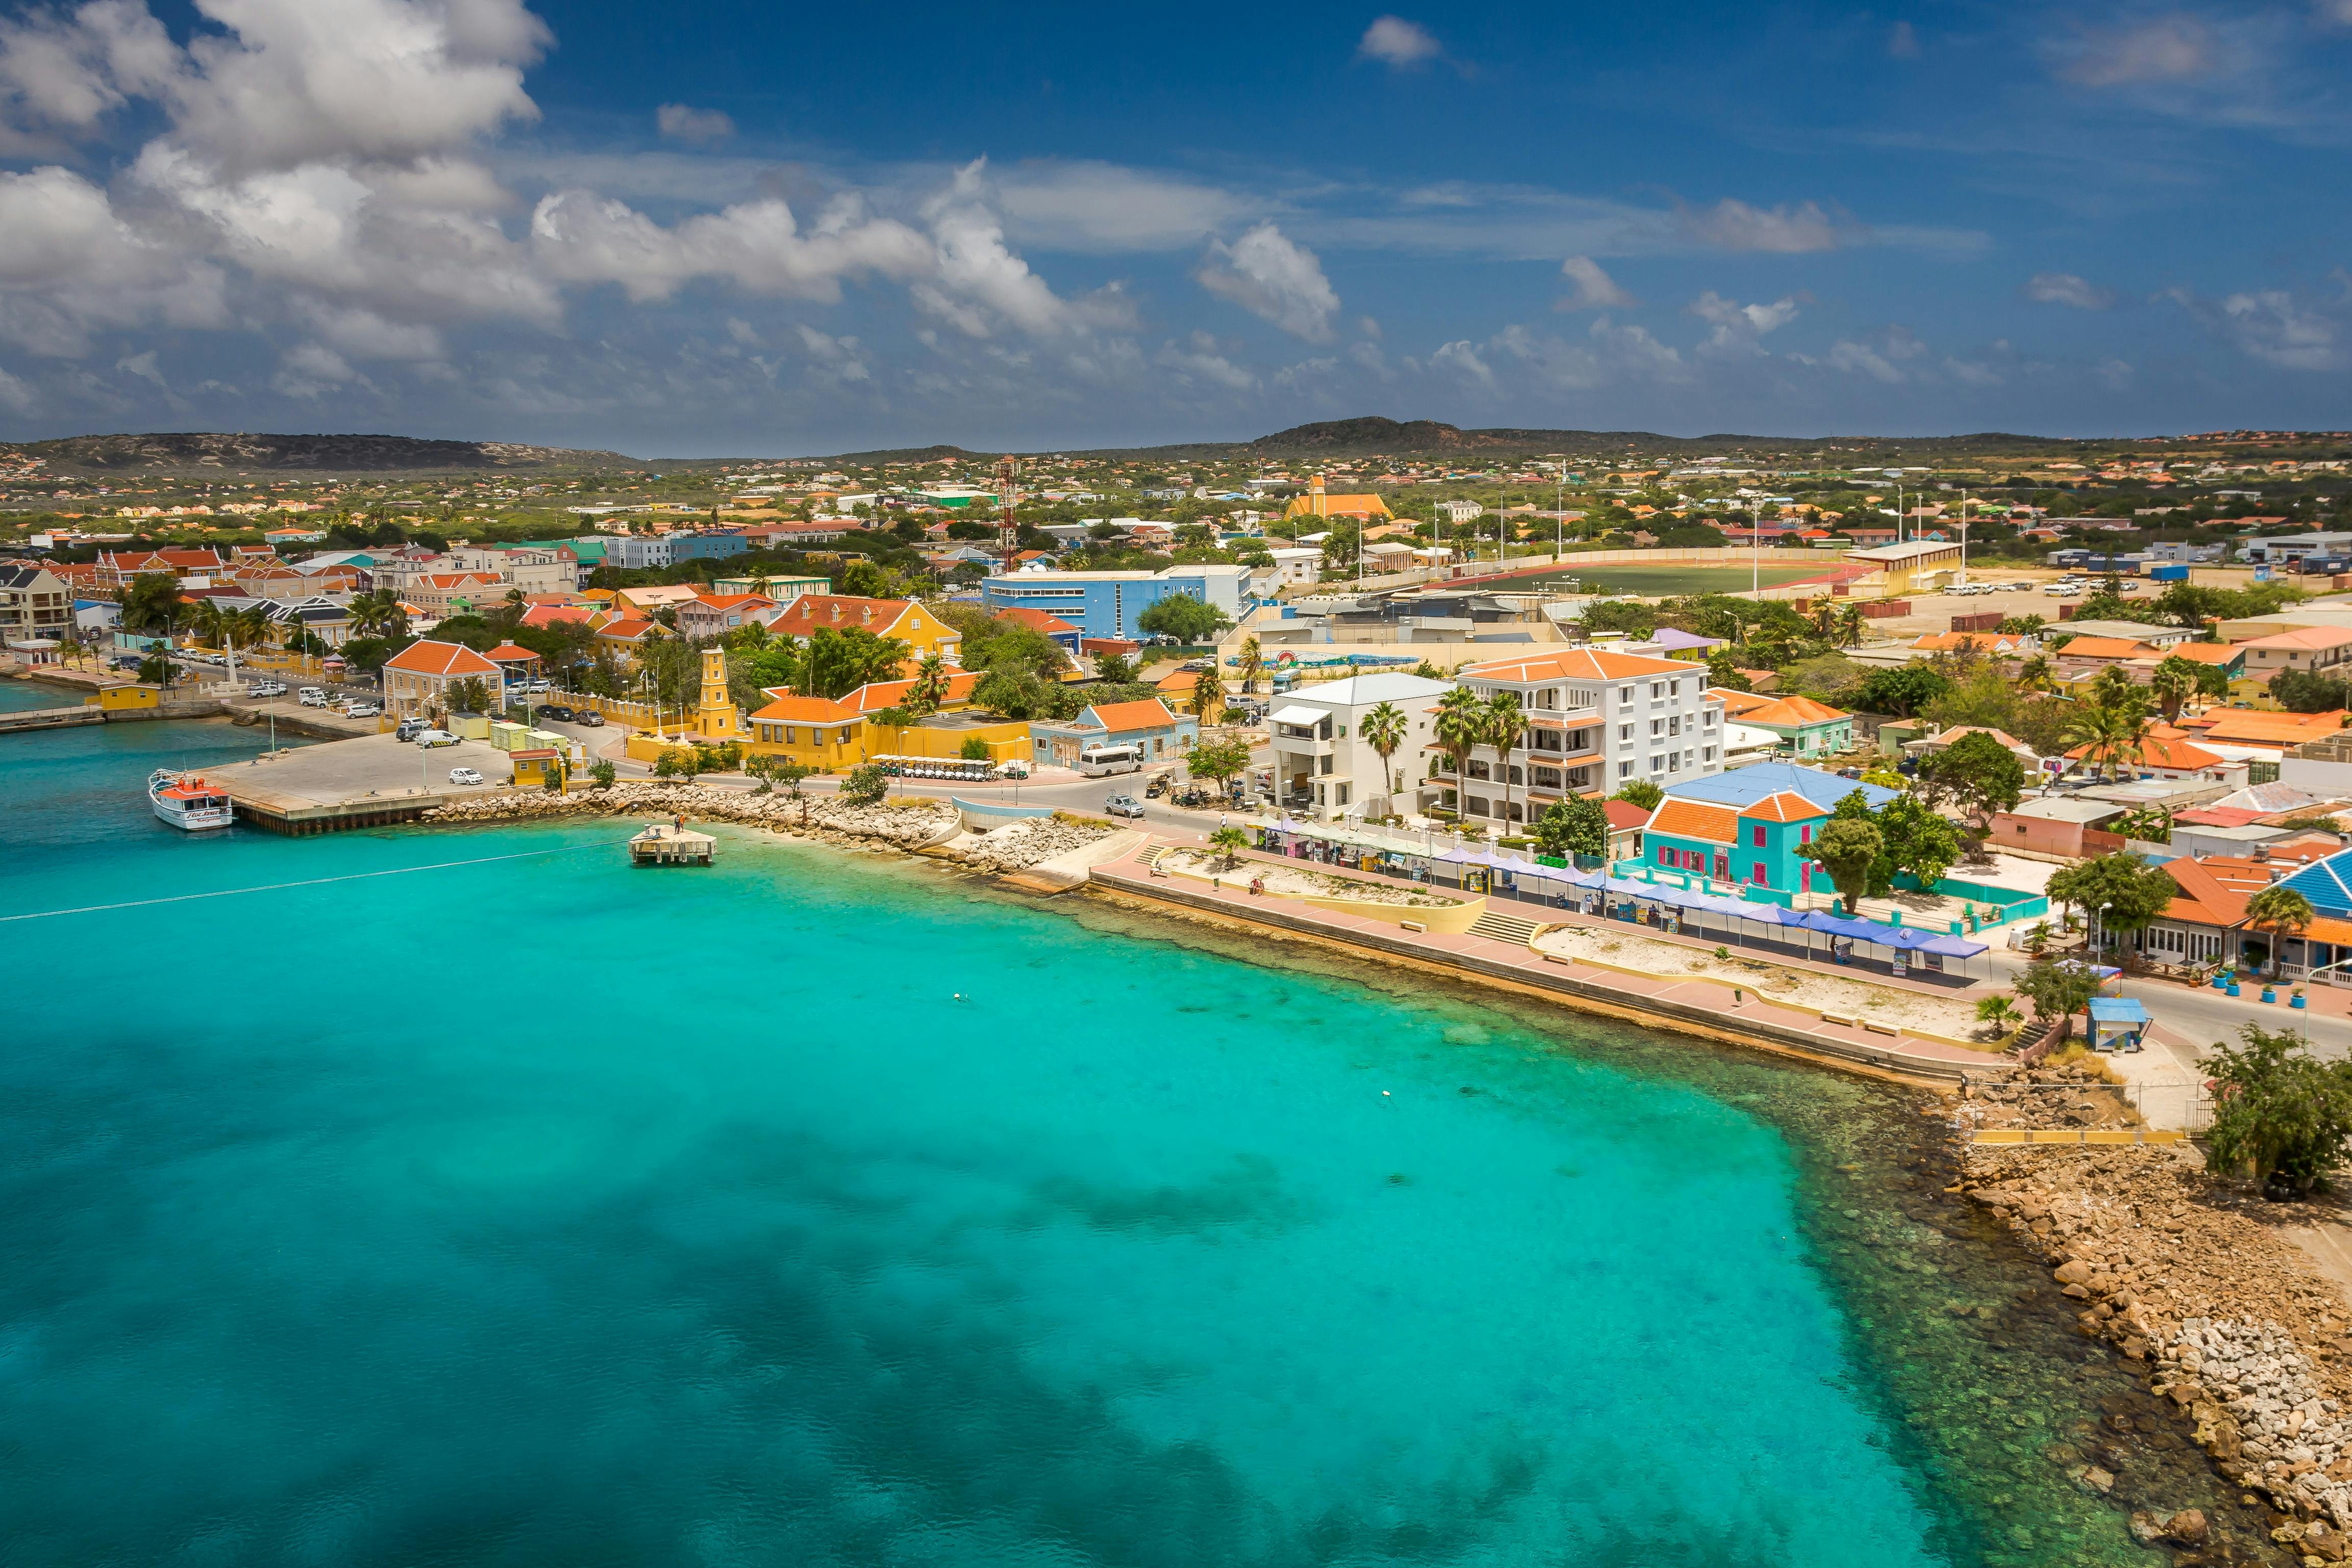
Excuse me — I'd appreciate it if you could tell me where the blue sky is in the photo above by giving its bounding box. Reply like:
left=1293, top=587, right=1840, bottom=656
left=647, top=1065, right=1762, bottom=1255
left=0, top=0, right=2348, bottom=455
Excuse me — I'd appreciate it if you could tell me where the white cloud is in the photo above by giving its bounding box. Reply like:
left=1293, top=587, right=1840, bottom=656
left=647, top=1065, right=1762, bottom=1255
left=2024, top=271, right=2116, bottom=309
left=0, top=364, right=33, bottom=411
left=1429, top=338, right=1494, bottom=388
left=1195, top=222, right=1340, bottom=341
left=795, top=323, right=872, bottom=382
left=1679, top=198, right=1844, bottom=253
left=1828, top=340, right=1902, bottom=382
left=2053, top=16, right=2215, bottom=87
left=1157, top=337, right=1257, bottom=392
left=1690, top=290, right=1798, bottom=335
left=115, top=347, right=165, bottom=386
left=531, top=187, right=931, bottom=305
left=916, top=161, right=1137, bottom=338
left=272, top=338, right=362, bottom=397
left=1357, top=16, right=1442, bottom=68
left=994, top=161, right=1255, bottom=253
left=2218, top=289, right=2338, bottom=369
left=0, top=1, right=178, bottom=154
left=1556, top=255, right=1636, bottom=310
left=656, top=103, right=733, bottom=143
left=296, top=299, right=446, bottom=360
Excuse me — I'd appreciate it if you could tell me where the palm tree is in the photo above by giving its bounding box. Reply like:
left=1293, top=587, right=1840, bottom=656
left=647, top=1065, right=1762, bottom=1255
left=1189, top=661, right=1225, bottom=726
left=350, top=588, right=407, bottom=640
left=1483, top=689, right=1528, bottom=832
left=2064, top=702, right=2144, bottom=781
left=1836, top=603, right=1864, bottom=647
left=1433, top=687, right=1484, bottom=817
left=1236, top=635, right=1263, bottom=695
left=1808, top=600, right=1838, bottom=639
left=1362, top=700, right=1407, bottom=815
left=1974, top=994, right=2019, bottom=1040
left=2242, top=884, right=2316, bottom=980
left=2149, top=656, right=2198, bottom=723
left=2016, top=654, right=2057, bottom=695
left=908, top=652, right=950, bottom=714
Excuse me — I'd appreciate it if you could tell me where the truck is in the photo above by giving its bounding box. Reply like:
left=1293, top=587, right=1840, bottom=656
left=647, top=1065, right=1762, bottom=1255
left=2147, top=563, right=2190, bottom=583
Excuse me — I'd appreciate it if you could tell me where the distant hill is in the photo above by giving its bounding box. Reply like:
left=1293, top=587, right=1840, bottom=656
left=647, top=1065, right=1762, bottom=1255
left=9, top=432, right=633, bottom=474
left=1223, top=417, right=2109, bottom=462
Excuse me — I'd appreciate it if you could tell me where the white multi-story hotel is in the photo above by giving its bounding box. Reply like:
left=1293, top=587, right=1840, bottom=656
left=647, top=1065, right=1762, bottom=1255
left=1443, top=649, right=1726, bottom=825
left=1265, top=671, right=1453, bottom=819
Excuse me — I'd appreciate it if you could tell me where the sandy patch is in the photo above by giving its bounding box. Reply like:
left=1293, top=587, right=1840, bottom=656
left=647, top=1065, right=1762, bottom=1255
left=1532, top=924, right=1993, bottom=1042
left=1159, top=847, right=1464, bottom=908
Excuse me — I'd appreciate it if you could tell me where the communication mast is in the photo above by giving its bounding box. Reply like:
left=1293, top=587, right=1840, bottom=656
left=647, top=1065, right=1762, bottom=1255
left=995, top=455, right=1020, bottom=575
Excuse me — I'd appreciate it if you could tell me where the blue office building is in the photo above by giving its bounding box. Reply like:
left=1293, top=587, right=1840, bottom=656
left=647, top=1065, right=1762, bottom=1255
left=980, top=564, right=1261, bottom=640
left=668, top=531, right=749, bottom=563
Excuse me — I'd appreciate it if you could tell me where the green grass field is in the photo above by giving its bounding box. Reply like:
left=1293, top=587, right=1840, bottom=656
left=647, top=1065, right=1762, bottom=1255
left=1505, top=563, right=1830, bottom=597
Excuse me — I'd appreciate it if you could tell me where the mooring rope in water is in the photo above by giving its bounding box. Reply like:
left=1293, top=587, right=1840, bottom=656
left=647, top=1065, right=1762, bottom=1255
left=0, top=840, right=626, bottom=923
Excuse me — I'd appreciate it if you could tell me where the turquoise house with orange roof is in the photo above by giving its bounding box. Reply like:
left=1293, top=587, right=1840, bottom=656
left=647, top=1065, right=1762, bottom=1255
left=1638, top=789, right=1835, bottom=904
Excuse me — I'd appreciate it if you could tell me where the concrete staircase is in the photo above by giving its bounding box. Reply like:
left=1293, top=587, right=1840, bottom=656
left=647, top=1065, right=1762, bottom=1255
left=1466, top=909, right=1547, bottom=946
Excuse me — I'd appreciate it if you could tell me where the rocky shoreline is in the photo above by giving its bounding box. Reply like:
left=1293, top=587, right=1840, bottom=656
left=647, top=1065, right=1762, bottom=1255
left=1958, top=1074, right=2352, bottom=1562
left=417, top=782, right=1117, bottom=874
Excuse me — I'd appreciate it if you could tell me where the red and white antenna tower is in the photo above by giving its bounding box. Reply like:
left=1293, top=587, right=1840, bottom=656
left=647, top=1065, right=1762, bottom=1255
left=995, top=455, right=1020, bottom=575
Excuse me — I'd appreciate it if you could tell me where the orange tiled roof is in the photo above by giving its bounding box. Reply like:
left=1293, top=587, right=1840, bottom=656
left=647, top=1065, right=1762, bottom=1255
left=840, top=669, right=982, bottom=714
left=996, top=606, right=1078, bottom=635
left=2165, top=642, right=2242, bottom=665
left=2054, top=635, right=2164, bottom=660
left=1084, top=698, right=1180, bottom=733
left=1740, top=790, right=1830, bottom=823
left=2196, top=710, right=2349, bottom=743
left=483, top=642, right=538, bottom=663
left=749, top=694, right=861, bottom=724
left=520, top=603, right=598, bottom=628
left=1647, top=798, right=1741, bottom=843
left=1714, top=688, right=1777, bottom=717
left=2242, top=626, right=2352, bottom=651
left=766, top=594, right=921, bottom=637
left=1735, top=695, right=1849, bottom=728
left=1462, top=648, right=1697, bottom=683
left=596, top=617, right=655, bottom=641
left=383, top=639, right=500, bottom=677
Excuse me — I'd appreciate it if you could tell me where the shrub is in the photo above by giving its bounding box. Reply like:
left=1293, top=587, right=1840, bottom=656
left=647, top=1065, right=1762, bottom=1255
left=588, top=761, right=616, bottom=790
left=959, top=735, right=991, bottom=761
left=841, top=762, right=888, bottom=805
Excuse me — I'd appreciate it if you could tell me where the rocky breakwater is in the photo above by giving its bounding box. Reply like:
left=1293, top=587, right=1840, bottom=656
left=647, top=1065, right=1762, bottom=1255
left=1961, top=1115, right=2352, bottom=1559
left=935, top=813, right=1117, bottom=874
left=420, top=783, right=962, bottom=853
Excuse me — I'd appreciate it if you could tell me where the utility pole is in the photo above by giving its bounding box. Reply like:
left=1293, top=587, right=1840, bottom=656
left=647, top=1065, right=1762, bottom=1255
left=995, top=455, right=1020, bottom=578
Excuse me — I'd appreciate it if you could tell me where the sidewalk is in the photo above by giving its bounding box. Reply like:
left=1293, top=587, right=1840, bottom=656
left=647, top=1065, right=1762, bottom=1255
left=1090, top=835, right=2008, bottom=1086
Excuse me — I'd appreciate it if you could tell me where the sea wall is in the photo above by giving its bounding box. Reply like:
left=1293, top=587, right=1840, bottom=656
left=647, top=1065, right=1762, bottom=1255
left=417, top=783, right=1115, bottom=873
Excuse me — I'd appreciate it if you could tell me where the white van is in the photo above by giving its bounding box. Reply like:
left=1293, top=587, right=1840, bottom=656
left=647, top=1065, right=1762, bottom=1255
left=299, top=687, right=328, bottom=707
left=1077, top=744, right=1143, bottom=777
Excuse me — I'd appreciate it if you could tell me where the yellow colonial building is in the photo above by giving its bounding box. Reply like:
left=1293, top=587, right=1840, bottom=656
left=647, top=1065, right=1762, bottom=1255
left=1282, top=474, right=1393, bottom=522
left=745, top=694, right=868, bottom=770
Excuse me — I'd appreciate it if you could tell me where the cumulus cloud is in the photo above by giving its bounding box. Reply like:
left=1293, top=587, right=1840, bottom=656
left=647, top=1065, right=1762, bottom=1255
left=1429, top=337, right=1494, bottom=388
left=1679, top=197, right=1844, bottom=253
left=272, top=338, right=362, bottom=397
left=532, top=186, right=930, bottom=304
left=1158, top=334, right=1258, bottom=393
left=2053, top=15, right=2215, bottom=86
left=916, top=161, right=1137, bottom=338
left=2024, top=271, right=2116, bottom=309
left=1357, top=16, right=1442, bottom=68
left=995, top=161, right=1254, bottom=253
left=1825, top=326, right=1930, bottom=383
left=1195, top=222, right=1340, bottom=340
left=1690, top=290, right=1799, bottom=341
left=656, top=103, right=733, bottom=142
left=2217, top=289, right=2339, bottom=369
left=1556, top=255, right=1636, bottom=310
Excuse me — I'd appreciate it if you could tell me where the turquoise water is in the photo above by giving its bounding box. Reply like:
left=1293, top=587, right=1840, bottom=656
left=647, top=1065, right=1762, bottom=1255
left=0, top=708, right=2238, bottom=1564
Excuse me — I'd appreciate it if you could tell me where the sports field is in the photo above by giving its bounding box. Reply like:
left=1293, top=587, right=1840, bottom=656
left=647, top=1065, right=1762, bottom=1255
left=1505, top=563, right=1831, bottom=597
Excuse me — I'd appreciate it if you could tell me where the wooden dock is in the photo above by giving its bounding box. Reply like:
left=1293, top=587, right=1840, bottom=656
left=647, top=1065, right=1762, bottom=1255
left=0, top=705, right=103, bottom=733
left=630, top=825, right=714, bottom=865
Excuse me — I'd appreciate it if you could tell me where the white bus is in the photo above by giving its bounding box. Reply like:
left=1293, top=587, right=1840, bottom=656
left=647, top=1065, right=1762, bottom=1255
left=1077, top=744, right=1143, bottom=777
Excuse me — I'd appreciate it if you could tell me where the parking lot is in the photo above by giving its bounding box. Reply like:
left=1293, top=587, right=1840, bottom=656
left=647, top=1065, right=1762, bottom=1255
left=233, top=730, right=513, bottom=805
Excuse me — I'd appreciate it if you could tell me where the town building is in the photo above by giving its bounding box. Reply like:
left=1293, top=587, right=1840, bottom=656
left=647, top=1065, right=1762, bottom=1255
left=764, top=595, right=962, bottom=665
left=674, top=593, right=778, bottom=641
left=710, top=573, right=828, bottom=603
left=1281, top=475, right=1393, bottom=521
left=1027, top=698, right=1198, bottom=769
left=2238, top=627, right=2352, bottom=679
left=1715, top=694, right=1855, bottom=759
left=744, top=694, right=867, bottom=771
left=1262, top=671, right=1452, bottom=819
left=382, top=638, right=503, bottom=717
left=612, top=583, right=705, bottom=618
left=0, top=562, right=73, bottom=645
left=1846, top=539, right=1967, bottom=595
left=980, top=564, right=1267, bottom=640
left=1639, top=788, right=1833, bottom=902
left=1449, top=649, right=1728, bottom=819
left=989, top=605, right=1083, bottom=655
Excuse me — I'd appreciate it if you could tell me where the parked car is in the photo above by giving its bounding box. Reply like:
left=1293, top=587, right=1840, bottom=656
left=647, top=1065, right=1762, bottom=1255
left=574, top=709, right=604, bottom=727
left=298, top=687, right=327, bottom=706
left=246, top=680, right=288, bottom=697
left=448, top=766, right=485, bottom=786
left=535, top=703, right=576, bottom=722
left=1105, top=794, right=1146, bottom=819
left=343, top=702, right=381, bottom=718
left=111, top=655, right=141, bottom=671
left=417, top=729, right=459, bottom=748
left=395, top=717, right=425, bottom=741
left=520, top=679, right=552, bottom=694
left=1144, top=772, right=1172, bottom=798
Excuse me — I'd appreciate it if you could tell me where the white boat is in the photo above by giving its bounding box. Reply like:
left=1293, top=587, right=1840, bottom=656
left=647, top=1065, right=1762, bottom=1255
left=149, top=769, right=234, bottom=831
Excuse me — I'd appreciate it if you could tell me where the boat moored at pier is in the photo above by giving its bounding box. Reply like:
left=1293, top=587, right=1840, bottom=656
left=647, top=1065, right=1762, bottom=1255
left=148, top=769, right=234, bottom=831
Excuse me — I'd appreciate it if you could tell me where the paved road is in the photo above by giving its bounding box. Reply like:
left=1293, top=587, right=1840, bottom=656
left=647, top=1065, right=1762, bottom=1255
left=1977, top=942, right=2352, bottom=1062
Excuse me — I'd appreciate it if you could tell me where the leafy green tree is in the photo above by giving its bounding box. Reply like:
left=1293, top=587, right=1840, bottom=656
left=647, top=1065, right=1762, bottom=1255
left=118, top=572, right=183, bottom=634
left=1876, top=793, right=1962, bottom=890
left=588, top=760, right=616, bottom=790
left=838, top=560, right=896, bottom=598
left=1532, top=794, right=1610, bottom=860
left=1803, top=817, right=1884, bottom=915
left=1093, top=650, right=1136, bottom=684
left=2013, top=955, right=2100, bottom=1027
left=448, top=676, right=490, bottom=714
left=136, top=644, right=176, bottom=686
left=2203, top=1025, right=2352, bottom=1187
left=959, top=735, right=991, bottom=761
left=1186, top=736, right=1251, bottom=794
left=1917, top=730, right=2025, bottom=834
left=1853, top=664, right=1951, bottom=717
left=1613, top=778, right=1664, bottom=811
left=2046, top=852, right=2177, bottom=948
left=770, top=759, right=813, bottom=798
left=972, top=667, right=1057, bottom=719
left=841, top=761, right=888, bottom=804
left=1135, top=593, right=1231, bottom=644
left=801, top=627, right=910, bottom=699
left=2269, top=669, right=2352, bottom=714
left=1577, top=600, right=1656, bottom=639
